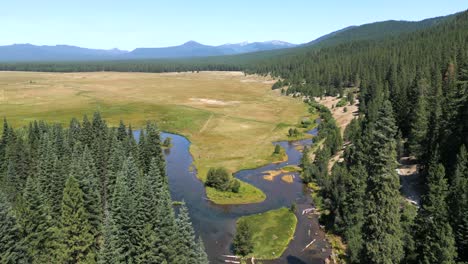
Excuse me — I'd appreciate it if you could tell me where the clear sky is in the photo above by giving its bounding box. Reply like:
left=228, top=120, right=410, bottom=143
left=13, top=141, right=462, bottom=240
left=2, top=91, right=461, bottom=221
left=1, top=0, right=466, bottom=50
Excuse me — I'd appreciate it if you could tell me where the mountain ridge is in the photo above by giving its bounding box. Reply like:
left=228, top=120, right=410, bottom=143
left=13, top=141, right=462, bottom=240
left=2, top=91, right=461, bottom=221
left=0, top=11, right=458, bottom=62
left=0, top=40, right=297, bottom=61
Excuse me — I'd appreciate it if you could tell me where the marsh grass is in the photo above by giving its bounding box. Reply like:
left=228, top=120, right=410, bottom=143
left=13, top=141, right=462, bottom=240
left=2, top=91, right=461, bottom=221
left=0, top=71, right=310, bottom=204
left=237, top=207, right=297, bottom=259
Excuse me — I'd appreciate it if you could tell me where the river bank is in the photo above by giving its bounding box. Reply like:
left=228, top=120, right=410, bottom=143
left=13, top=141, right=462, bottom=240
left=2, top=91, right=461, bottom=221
left=141, top=124, right=331, bottom=263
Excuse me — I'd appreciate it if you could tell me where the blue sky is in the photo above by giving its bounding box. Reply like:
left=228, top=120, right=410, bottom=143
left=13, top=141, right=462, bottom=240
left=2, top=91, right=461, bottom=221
left=1, top=0, right=466, bottom=50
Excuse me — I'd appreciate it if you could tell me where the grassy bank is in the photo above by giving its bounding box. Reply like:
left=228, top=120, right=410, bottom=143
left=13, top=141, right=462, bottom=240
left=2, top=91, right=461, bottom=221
left=0, top=71, right=311, bottom=204
left=237, top=207, right=297, bottom=259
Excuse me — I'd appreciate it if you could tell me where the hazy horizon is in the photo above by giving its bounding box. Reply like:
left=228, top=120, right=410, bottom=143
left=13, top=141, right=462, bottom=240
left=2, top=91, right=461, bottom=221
left=1, top=0, right=466, bottom=50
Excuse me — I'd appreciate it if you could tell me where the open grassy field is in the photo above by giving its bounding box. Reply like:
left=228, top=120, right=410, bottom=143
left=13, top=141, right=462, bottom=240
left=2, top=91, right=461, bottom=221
left=0, top=71, right=310, bottom=204
left=237, top=207, right=297, bottom=259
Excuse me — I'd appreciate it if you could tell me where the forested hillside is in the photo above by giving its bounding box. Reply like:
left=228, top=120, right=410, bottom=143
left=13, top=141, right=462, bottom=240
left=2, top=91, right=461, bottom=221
left=296, top=11, right=468, bottom=264
left=0, top=10, right=466, bottom=264
left=0, top=114, right=208, bottom=263
left=0, top=13, right=455, bottom=73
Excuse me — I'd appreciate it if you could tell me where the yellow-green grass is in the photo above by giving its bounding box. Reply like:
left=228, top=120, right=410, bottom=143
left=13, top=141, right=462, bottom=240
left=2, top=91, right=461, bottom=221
left=271, top=145, right=288, bottom=164
left=0, top=71, right=310, bottom=204
left=205, top=182, right=266, bottom=205
left=237, top=207, right=297, bottom=259
left=282, top=165, right=302, bottom=172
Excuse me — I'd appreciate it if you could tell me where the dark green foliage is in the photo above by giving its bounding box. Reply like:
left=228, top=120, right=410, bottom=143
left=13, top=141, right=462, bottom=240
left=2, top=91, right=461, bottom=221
left=173, top=205, right=198, bottom=263
left=301, top=101, right=341, bottom=185
left=98, top=216, right=117, bottom=264
left=290, top=202, right=297, bottom=213
left=195, top=237, right=209, bottom=264
left=0, top=115, right=206, bottom=264
left=288, top=128, right=300, bottom=137
left=0, top=192, right=25, bottom=263
left=273, top=144, right=281, bottom=154
left=233, top=221, right=254, bottom=256
left=58, top=176, right=95, bottom=263
left=140, top=122, right=166, bottom=175
left=17, top=176, right=57, bottom=263
left=205, top=167, right=239, bottom=192
left=415, top=163, right=457, bottom=263
left=408, top=78, right=429, bottom=158
left=400, top=202, right=417, bottom=264
left=449, top=145, right=468, bottom=261
left=163, top=137, right=172, bottom=148
left=347, top=92, right=355, bottom=105
left=362, top=101, right=404, bottom=264
left=70, top=147, right=102, bottom=251
left=335, top=98, right=347, bottom=107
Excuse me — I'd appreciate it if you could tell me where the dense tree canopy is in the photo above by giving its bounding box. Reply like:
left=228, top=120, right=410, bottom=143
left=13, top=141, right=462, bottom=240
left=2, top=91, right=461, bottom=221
left=0, top=115, right=208, bottom=264
left=299, top=11, right=467, bottom=264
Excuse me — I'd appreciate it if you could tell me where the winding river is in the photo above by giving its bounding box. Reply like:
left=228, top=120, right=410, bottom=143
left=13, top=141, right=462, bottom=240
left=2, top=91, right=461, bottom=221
left=134, top=126, right=331, bottom=264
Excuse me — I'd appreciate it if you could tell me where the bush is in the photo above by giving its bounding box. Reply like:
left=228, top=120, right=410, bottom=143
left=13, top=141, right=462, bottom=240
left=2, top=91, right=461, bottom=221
left=206, top=167, right=241, bottom=193
left=290, top=202, right=297, bottom=213
left=288, top=128, right=300, bottom=137
left=335, top=98, right=348, bottom=107
left=206, top=167, right=231, bottom=191
left=301, top=119, right=312, bottom=128
left=230, top=179, right=241, bottom=193
left=163, top=137, right=172, bottom=147
left=274, top=144, right=281, bottom=154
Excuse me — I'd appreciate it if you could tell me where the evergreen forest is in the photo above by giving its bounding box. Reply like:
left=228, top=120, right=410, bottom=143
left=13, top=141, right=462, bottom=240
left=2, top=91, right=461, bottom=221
left=0, top=114, right=208, bottom=264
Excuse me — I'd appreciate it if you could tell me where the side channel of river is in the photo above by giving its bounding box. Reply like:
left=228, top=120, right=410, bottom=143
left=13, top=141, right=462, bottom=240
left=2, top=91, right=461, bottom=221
left=134, top=125, right=331, bottom=264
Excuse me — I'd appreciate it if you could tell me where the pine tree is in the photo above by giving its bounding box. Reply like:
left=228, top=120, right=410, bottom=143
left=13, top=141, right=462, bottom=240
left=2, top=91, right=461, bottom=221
left=105, top=140, right=125, bottom=207
left=98, top=215, right=117, bottom=264
left=0, top=115, right=207, bottom=263
left=121, top=156, right=139, bottom=194
left=342, top=163, right=367, bottom=263
left=449, top=145, right=468, bottom=261
left=195, top=236, right=209, bottom=264
left=173, top=204, right=198, bottom=263
left=400, top=202, right=417, bottom=264
left=110, top=171, right=135, bottom=263
left=408, top=78, right=429, bottom=158
left=0, top=192, right=25, bottom=263
left=36, top=133, right=62, bottom=218
left=140, top=122, right=165, bottom=175
left=154, top=177, right=177, bottom=262
left=133, top=170, right=161, bottom=263
left=17, top=176, right=57, bottom=263
left=68, top=117, right=82, bottom=148
left=116, top=120, right=127, bottom=141
left=415, top=163, right=457, bottom=263
left=362, top=101, right=404, bottom=264
left=77, top=147, right=102, bottom=249
left=233, top=220, right=253, bottom=256
left=58, top=176, right=95, bottom=263
left=80, top=115, right=93, bottom=147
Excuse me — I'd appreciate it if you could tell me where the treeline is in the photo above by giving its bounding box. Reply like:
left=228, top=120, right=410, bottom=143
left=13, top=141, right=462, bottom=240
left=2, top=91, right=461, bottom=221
left=0, top=58, right=244, bottom=73
left=295, top=11, right=468, bottom=264
left=301, top=101, right=342, bottom=185
left=304, top=94, right=466, bottom=264
left=261, top=12, right=467, bottom=103
left=0, top=114, right=208, bottom=264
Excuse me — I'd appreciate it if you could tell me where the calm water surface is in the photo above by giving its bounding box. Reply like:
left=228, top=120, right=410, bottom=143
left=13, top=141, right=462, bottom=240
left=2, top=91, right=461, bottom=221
left=134, top=126, right=330, bottom=263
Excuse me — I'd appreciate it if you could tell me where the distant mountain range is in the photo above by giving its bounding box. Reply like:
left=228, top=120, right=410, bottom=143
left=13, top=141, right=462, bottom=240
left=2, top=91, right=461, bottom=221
left=0, top=40, right=297, bottom=62
left=0, top=13, right=454, bottom=62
